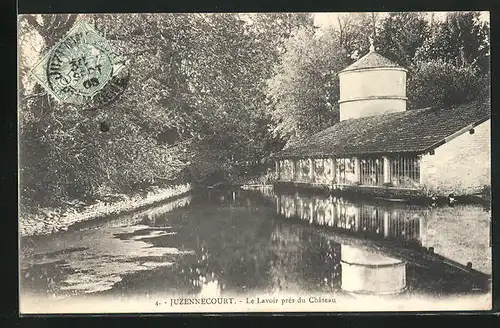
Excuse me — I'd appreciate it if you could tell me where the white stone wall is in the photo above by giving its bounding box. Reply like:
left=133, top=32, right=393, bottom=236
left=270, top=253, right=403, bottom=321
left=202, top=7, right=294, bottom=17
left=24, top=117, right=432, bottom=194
left=420, top=119, right=491, bottom=196
left=339, top=98, right=407, bottom=121
left=339, top=69, right=407, bottom=100
left=339, top=68, right=407, bottom=121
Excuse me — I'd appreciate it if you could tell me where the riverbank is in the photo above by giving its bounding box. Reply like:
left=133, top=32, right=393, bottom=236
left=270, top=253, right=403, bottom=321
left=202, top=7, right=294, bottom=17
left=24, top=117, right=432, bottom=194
left=19, top=183, right=192, bottom=237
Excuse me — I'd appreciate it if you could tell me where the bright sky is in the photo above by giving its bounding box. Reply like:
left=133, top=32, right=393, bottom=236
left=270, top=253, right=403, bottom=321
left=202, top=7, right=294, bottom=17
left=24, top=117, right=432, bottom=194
left=313, top=11, right=490, bottom=29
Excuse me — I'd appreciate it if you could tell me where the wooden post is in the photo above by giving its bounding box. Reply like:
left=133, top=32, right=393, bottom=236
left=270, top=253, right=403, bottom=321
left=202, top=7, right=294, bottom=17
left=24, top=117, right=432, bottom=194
left=383, top=156, right=391, bottom=184
left=330, top=158, right=336, bottom=184
left=296, top=160, right=300, bottom=181
left=275, top=161, right=281, bottom=181
left=296, top=159, right=300, bottom=181
left=291, top=159, right=296, bottom=181
left=309, top=158, right=314, bottom=182
left=354, top=158, right=361, bottom=183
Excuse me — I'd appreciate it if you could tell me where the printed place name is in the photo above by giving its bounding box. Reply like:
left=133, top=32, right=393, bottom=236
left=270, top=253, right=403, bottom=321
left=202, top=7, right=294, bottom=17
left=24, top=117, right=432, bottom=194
left=166, top=297, right=236, bottom=306
left=155, top=295, right=337, bottom=307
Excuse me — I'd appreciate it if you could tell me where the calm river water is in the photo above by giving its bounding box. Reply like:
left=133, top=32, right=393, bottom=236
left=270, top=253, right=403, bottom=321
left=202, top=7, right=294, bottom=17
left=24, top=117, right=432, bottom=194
left=19, top=187, right=492, bottom=311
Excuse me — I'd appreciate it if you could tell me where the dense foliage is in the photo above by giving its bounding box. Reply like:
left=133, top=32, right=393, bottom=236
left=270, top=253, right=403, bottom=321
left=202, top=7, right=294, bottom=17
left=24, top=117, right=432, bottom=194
left=19, top=13, right=312, bottom=206
left=266, top=11, right=490, bottom=140
left=407, top=60, right=488, bottom=109
left=266, top=27, right=349, bottom=142
left=18, top=12, right=490, bottom=208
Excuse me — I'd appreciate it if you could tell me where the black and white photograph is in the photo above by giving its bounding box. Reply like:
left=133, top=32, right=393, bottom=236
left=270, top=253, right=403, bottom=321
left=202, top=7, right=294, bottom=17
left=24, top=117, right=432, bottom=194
left=17, top=11, right=492, bottom=313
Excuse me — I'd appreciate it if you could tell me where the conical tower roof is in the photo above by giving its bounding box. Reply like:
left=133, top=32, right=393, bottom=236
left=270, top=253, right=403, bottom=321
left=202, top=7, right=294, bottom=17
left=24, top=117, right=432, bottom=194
left=339, top=50, right=404, bottom=73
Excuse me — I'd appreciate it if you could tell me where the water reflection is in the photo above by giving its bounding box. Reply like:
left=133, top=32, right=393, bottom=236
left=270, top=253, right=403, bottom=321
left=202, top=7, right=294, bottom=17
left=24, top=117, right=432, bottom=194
left=276, top=192, right=424, bottom=246
left=20, top=195, right=193, bottom=297
left=340, top=245, right=406, bottom=295
left=268, top=189, right=491, bottom=296
left=271, top=189, right=491, bottom=276
left=20, top=187, right=491, bottom=302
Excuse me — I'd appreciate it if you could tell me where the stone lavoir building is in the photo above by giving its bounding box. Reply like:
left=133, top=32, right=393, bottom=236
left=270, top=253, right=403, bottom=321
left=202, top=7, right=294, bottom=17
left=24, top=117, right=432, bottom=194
left=273, top=45, right=491, bottom=199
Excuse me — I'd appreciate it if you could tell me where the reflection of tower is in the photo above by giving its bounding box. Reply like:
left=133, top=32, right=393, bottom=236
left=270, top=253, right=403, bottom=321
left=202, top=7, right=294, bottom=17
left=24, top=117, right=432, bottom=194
left=340, top=244, right=406, bottom=295
left=197, top=277, right=222, bottom=297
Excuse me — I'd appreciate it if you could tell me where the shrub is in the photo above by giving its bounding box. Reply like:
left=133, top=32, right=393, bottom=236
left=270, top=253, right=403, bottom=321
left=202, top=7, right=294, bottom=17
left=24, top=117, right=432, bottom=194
left=407, top=59, right=488, bottom=109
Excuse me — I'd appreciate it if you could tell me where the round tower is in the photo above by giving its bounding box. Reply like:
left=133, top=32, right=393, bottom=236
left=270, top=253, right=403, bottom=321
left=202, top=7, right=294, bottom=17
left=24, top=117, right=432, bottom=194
left=338, top=43, right=408, bottom=121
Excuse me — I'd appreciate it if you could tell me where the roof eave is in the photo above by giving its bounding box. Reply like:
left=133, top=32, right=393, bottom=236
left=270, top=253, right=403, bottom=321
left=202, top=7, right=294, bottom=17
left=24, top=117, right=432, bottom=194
left=420, top=115, right=491, bottom=154
left=273, top=150, right=425, bottom=160
left=338, top=66, right=408, bottom=75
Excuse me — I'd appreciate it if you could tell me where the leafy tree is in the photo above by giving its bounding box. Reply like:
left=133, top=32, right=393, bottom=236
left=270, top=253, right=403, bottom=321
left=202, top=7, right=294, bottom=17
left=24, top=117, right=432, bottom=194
left=336, top=13, right=377, bottom=62
left=375, top=12, right=429, bottom=67
left=245, top=13, right=315, bottom=65
left=408, top=12, right=490, bottom=109
left=415, top=11, right=490, bottom=71
left=266, top=26, right=349, bottom=142
left=407, top=59, right=487, bottom=109
left=19, top=13, right=314, bottom=206
left=19, top=14, right=199, bottom=206
left=19, top=12, right=491, bottom=208
left=176, top=13, right=314, bottom=175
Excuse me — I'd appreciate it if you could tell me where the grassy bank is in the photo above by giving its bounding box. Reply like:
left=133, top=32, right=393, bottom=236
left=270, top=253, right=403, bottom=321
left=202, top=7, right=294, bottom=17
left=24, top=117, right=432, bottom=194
left=19, top=183, right=192, bottom=237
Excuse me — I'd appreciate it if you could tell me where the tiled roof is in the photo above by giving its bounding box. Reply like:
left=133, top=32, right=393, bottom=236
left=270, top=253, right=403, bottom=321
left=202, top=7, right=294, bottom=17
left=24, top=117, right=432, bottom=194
left=275, top=100, right=490, bottom=159
left=340, top=51, right=403, bottom=73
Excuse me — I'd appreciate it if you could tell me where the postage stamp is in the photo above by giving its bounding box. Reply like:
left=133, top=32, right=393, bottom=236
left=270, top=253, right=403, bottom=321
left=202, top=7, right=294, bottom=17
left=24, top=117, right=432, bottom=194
left=30, top=19, right=129, bottom=109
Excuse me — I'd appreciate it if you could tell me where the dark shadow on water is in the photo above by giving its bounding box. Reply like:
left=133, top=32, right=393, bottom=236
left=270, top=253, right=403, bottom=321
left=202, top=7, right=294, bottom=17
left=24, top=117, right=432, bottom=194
left=19, top=187, right=491, bottom=300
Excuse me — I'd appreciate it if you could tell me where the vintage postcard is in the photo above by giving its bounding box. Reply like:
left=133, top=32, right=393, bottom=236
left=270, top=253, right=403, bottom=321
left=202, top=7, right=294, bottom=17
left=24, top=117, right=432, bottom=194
left=18, top=12, right=492, bottom=314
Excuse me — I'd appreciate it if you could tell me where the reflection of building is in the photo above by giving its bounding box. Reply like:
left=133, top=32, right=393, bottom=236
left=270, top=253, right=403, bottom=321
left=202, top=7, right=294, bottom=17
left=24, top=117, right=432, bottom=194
left=276, top=193, right=424, bottom=245
left=340, top=245, right=406, bottom=295
left=264, top=188, right=491, bottom=295
left=273, top=44, right=490, bottom=198
left=419, top=205, right=492, bottom=275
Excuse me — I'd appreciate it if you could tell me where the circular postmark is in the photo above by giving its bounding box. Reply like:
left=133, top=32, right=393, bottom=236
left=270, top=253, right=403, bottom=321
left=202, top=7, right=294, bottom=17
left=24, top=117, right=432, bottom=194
left=80, top=64, right=130, bottom=111
left=40, top=21, right=129, bottom=109
left=47, top=36, right=113, bottom=99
